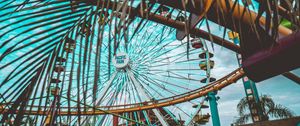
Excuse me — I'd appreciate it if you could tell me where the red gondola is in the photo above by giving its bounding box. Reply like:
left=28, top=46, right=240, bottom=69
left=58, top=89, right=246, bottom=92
left=191, top=38, right=203, bottom=49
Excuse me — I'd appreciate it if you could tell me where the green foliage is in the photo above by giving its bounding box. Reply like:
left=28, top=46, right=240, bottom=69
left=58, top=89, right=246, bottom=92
left=235, top=95, right=294, bottom=125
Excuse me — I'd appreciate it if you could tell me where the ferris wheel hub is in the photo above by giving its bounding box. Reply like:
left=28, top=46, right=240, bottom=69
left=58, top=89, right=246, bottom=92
left=112, top=52, right=130, bottom=69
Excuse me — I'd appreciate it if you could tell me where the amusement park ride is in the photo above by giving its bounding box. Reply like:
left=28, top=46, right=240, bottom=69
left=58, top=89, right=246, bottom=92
left=0, top=0, right=299, bottom=126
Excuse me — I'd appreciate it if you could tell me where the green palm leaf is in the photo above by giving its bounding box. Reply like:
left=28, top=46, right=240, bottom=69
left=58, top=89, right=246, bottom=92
left=235, top=94, right=294, bottom=124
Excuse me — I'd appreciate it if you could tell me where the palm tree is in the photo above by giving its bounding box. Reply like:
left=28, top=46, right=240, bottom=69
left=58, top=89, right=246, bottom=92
left=235, top=94, right=294, bottom=125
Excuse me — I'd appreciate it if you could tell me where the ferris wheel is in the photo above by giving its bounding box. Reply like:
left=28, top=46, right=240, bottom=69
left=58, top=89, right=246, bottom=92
left=46, top=13, right=216, bottom=125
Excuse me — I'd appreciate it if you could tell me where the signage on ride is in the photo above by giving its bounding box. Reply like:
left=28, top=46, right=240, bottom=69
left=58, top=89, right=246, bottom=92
left=113, top=52, right=129, bottom=69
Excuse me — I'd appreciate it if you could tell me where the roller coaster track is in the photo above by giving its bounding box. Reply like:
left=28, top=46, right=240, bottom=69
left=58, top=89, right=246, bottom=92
left=0, top=68, right=244, bottom=115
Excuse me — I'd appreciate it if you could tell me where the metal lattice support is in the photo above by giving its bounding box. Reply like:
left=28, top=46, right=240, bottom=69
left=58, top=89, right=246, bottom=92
left=228, top=31, right=265, bottom=122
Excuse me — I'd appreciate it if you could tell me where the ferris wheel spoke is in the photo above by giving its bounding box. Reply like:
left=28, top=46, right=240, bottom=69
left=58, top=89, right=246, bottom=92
left=127, top=74, right=144, bottom=104
left=165, top=71, right=201, bottom=82
left=110, top=76, right=124, bottom=105
left=129, top=35, right=164, bottom=58
left=60, top=74, right=111, bottom=99
left=135, top=76, right=191, bottom=111
left=96, top=74, right=122, bottom=106
left=127, top=69, right=170, bottom=126
left=134, top=75, right=166, bottom=98
left=115, top=81, right=127, bottom=105
left=148, top=58, right=199, bottom=68
left=92, top=71, right=118, bottom=106
left=129, top=43, right=164, bottom=64
left=129, top=26, right=160, bottom=53
left=145, top=72, right=194, bottom=91
left=133, top=71, right=194, bottom=118
left=167, top=52, right=200, bottom=65
left=139, top=44, right=187, bottom=65
left=150, top=48, right=198, bottom=64
left=132, top=70, right=178, bottom=96
left=80, top=79, right=123, bottom=125
left=128, top=70, right=161, bottom=100
left=150, top=68, right=202, bottom=71
left=85, top=94, right=117, bottom=125
left=133, top=37, right=179, bottom=64
left=134, top=70, right=196, bottom=93
left=161, top=71, right=199, bottom=82
left=126, top=78, right=137, bottom=105
left=116, top=74, right=130, bottom=105
left=154, top=73, right=199, bottom=83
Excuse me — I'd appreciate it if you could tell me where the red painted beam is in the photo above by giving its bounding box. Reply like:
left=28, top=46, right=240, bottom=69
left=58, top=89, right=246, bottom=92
left=282, top=72, right=300, bottom=85
left=242, top=31, right=300, bottom=82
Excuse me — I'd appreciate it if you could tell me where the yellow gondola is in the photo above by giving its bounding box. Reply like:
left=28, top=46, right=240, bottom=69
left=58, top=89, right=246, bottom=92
left=199, top=60, right=215, bottom=70
left=193, top=113, right=210, bottom=124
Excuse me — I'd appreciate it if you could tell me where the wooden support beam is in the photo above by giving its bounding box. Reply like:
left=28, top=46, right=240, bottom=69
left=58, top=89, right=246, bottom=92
left=79, top=0, right=241, bottom=53
left=282, top=72, right=300, bottom=85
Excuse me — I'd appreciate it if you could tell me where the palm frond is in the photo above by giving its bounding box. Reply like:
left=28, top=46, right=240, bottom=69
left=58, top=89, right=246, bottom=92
left=237, top=96, right=249, bottom=115
left=259, top=94, right=275, bottom=114
left=234, top=113, right=252, bottom=125
left=236, top=94, right=295, bottom=124
left=267, top=104, right=294, bottom=119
